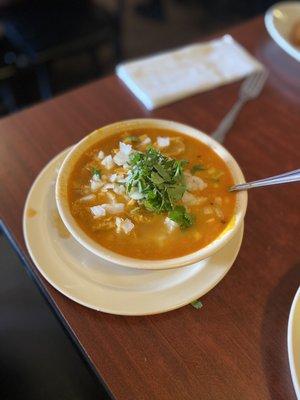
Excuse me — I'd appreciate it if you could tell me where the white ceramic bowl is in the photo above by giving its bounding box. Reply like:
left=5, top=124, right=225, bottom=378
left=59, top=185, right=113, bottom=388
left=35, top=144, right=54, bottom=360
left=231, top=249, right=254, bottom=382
left=265, top=1, right=300, bottom=62
left=56, top=119, right=247, bottom=270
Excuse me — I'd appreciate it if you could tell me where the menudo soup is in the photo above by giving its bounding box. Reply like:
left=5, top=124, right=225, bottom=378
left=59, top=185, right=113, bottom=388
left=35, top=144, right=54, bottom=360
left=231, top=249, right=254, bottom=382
left=68, top=129, right=236, bottom=260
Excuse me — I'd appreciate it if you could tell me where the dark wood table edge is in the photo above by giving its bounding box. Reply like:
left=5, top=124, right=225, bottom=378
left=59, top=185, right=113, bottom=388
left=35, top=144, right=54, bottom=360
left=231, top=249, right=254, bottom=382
left=0, top=218, right=115, bottom=400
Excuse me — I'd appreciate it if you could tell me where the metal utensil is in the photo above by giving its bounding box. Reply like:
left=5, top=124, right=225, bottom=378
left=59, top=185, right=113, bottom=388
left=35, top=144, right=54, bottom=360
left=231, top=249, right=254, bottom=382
left=212, top=69, right=269, bottom=143
left=230, top=169, right=300, bottom=191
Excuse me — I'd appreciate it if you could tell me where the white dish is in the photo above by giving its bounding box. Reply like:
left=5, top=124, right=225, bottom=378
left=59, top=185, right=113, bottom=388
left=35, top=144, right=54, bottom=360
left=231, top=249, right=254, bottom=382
left=265, top=1, right=300, bottom=62
left=56, top=119, right=247, bottom=270
left=23, top=149, right=244, bottom=315
left=288, top=286, right=300, bottom=399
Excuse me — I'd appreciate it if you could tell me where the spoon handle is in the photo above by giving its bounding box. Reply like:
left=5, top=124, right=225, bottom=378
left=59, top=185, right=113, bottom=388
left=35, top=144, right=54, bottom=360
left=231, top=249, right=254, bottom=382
left=230, top=169, right=300, bottom=191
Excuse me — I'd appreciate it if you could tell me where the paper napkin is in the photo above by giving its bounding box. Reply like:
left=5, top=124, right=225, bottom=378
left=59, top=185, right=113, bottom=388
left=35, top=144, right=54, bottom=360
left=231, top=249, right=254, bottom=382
left=116, top=35, right=264, bottom=110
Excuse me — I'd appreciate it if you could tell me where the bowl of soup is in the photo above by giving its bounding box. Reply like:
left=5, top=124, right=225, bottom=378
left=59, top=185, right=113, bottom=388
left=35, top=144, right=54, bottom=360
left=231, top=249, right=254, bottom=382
left=56, top=119, right=247, bottom=269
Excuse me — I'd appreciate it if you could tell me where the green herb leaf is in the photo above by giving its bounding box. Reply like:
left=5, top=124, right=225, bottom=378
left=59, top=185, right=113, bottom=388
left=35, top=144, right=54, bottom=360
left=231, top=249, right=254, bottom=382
left=191, top=164, right=205, bottom=174
left=92, top=168, right=101, bottom=178
left=150, top=172, right=164, bottom=185
left=168, top=205, right=194, bottom=229
left=154, top=163, right=171, bottom=181
left=167, top=185, right=186, bottom=205
left=126, top=148, right=193, bottom=223
left=190, top=299, right=203, bottom=310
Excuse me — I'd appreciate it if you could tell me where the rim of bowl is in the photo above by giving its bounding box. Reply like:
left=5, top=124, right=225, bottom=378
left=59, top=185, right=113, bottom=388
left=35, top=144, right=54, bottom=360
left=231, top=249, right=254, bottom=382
left=56, top=118, right=248, bottom=270
left=264, top=1, right=300, bottom=63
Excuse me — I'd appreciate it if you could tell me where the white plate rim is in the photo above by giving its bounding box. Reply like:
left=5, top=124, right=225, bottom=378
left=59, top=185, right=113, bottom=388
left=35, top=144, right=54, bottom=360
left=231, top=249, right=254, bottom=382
left=23, top=149, right=244, bottom=316
left=288, top=286, right=300, bottom=399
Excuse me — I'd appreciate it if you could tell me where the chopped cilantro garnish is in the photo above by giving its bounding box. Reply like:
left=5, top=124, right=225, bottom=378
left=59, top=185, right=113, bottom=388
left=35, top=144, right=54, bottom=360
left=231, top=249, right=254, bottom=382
left=168, top=206, right=194, bottom=229
left=126, top=147, right=193, bottom=228
left=191, top=164, right=205, bottom=174
left=91, top=168, right=101, bottom=178
left=190, top=299, right=203, bottom=310
left=150, top=172, right=164, bottom=185
left=167, top=186, right=186, bottom=205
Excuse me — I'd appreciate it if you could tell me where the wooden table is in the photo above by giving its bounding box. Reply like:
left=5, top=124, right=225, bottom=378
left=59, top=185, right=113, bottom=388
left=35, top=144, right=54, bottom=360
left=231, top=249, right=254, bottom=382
left=0, top=16, right=299, bottom=400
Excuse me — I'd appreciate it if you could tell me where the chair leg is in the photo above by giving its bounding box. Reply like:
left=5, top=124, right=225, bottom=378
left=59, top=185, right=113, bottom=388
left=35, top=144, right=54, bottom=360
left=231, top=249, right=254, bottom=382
left=35, top=64, right=52, bottom=99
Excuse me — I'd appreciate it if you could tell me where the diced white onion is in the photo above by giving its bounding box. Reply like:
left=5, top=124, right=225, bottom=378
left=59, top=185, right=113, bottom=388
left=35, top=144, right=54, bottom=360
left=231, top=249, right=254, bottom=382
left=129, top=188, right=144, bottom=200
left=184, top=172, right=207, bottom=192
left=102, top=203, right=124, bottom=214
left=92, top=173, right=101, bottom=182
left=113, top=152, right=128, bottom=166
left=140, top=136, right=151, bottom=146
left=90, top=178, right=103, bottom=191
left=109, top=174, right=118, bottom=183
left=97, top=150, right=105, bottom=160
left=164, top=217, right=179, bottom=232
left=113, top=142, right=132, bottom=166
left=113, top=184, right=125, bottom=195
left=102, top=183, right=114, bottom=191
left=80, top=194, right=96, bottom=202
left=116, top=174, right=126, bottom=183
left=115, top=217, right=134, bottom=234
left=101, top=155, right=114, bottom=170
left=157, top=136, right=170, bottom=148
left=119, top=142, right=132, bottom=155
left=90, top=205, right=106, bottom=218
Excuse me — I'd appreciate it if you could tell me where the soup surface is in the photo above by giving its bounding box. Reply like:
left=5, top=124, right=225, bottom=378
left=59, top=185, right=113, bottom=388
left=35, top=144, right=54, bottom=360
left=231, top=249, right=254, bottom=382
left=68, top=129, right=236, bottom=260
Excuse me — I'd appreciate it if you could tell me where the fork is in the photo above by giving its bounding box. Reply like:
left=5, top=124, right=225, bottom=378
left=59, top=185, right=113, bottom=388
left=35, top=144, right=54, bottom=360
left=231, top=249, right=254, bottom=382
left=212, top=69, right=269, bottom=143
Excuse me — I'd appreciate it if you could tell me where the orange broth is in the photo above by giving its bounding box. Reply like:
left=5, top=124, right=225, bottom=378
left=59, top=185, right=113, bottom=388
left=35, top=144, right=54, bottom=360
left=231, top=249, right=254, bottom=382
left=68, top=128, right=236, bottom=259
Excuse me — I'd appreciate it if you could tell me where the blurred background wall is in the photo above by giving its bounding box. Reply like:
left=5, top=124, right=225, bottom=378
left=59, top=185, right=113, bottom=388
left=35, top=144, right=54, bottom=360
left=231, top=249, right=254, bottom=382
left=0, top=0, right=278, bottom=116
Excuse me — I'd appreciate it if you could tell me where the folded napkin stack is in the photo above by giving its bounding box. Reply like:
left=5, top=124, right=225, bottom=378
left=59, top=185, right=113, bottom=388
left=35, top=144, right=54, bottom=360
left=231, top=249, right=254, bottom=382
left=116, top=35, right=264, bottom=110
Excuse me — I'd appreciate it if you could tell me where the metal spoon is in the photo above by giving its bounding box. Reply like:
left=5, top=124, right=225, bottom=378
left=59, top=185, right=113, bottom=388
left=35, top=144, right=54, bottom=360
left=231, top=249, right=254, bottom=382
left=230, top=169, right=300, bottom=192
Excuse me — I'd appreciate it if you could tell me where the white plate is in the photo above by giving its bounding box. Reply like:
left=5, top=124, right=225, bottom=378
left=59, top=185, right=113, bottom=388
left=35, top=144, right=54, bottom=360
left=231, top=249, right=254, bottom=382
left=265, top=1, right=300, bottom=62
left=23, top=149, right=244, bottom=316
left=288, top=287, right=300, bottom=399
